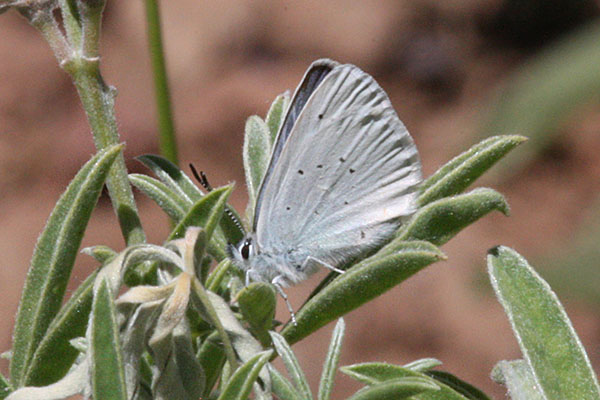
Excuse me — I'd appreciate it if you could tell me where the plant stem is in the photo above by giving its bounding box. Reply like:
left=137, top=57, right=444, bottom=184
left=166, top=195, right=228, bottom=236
left=64, top=56, right=146, bottom=246
left=144, top=0, right=178, bottom=164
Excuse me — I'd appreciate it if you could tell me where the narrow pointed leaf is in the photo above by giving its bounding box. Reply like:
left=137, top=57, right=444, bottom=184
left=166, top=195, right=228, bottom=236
left=137, top=154, right=203, bottom=203
left=5, top=361, right=88, bottom=400
left=149, top=275, right=191, bottom=345
left=91, top=278, right=127, bottom=400
left=488, top=246, right=600, bottom=399
left=206, top=258, right=233, bottom=293
left=0, top=374, right=11, bottom=399
left=398, top=188, right=509, bottom=246
left=129, top=173, right=190, bottom=221
left=418, top=135, right=526, bottom=206
left=120, top=302, right=161, bottom=399
left=10, top=144, right=123, bottom=387
left=197, top=332, right=226, bottom=397
left=138, top=154, right=244, bottom=245
left=426, top=371, right=491, bottom=400
left=238, top=283, right=277, bottom=347
left=265, top=92, right=290, bottom=145
left=342, top=363, right=416, bottom=386
left=150, top=319, right=204, bottom=400
left=168, top=185, right=233, bottom=260
left=206, top=292, right=270, bottom=384
left=269, top=365, right=302, bottom=400
left=270, top=331, right=312, bottom=400
left=403, top=358, right=443, bottom=372
left=244, top=115, right=271, bottom=222
left=168, top=185, right=231, bottom=239
left=82, top=245, right=117, bottom=264
left=318, top=318, right=345, bottom=400
left=23, top=271, right=97, bottom=386
left=492, top=360, right=544, bottom=400
left=218, top=350, right=273, bottom=400
left=347, top=378, right=439, bottom=400
left=281, top=241, right=444, bottom=345
left=341, top=362, right=481, bottom=400
left=172, top=326, right=205, bottom=399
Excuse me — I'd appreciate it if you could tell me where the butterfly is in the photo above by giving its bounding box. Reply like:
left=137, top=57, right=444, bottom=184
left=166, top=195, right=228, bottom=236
left=229, top=59, right=422, bottom=322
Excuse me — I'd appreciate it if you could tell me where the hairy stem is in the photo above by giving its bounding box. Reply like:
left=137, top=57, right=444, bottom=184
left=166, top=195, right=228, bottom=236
left=63, top=56, right=146, bottom=245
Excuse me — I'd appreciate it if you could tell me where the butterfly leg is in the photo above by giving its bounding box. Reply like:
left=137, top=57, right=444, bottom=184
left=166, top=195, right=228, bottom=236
left=272, top=275, right=297, bottom=325
left=305, top=256, right=345, bottom=275
left=245, top=269, right=262, bottom=286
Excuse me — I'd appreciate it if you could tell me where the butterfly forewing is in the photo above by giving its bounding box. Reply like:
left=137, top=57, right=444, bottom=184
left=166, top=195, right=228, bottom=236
left=253, top=60, right=336, bottom=231
left=254, top=61, right=422, bottom=265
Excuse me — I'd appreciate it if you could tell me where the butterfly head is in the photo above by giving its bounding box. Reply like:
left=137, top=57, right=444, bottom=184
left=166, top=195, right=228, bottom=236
left=228, top=234, right=258, bottom=271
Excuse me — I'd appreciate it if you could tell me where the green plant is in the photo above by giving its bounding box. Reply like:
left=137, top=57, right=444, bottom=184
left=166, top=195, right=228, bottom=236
left=1, top=1, right=599, bottom=399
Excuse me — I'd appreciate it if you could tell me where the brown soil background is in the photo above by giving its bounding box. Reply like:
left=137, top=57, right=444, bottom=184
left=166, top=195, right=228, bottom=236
left=2, top=1, right=600, bottom=398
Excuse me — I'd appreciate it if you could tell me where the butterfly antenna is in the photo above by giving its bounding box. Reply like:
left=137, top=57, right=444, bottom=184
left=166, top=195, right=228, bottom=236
left=189, top=163, right=246, bottom=236
left=189, top=163, right=212, bottom=191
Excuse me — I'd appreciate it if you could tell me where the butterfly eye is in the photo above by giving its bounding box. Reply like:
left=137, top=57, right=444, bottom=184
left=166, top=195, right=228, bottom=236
left=240, top=238, right=252, bottom=260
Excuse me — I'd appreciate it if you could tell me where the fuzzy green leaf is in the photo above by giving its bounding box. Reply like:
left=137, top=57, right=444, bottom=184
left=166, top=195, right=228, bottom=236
left=418, top=135, right=526, bottom=206
left=342, top=362, right=485, bottom=400
left=265, top=92, right=290, bottom=145
left=206, top=258, right=233, bottom=293
left=244, top=116, right=271, bottom=222
left=269, top=365, right=302, bottom=400
left=348, top=377, right=439, bottom=400
left=342, top=363, right=416, bottom=386
left=0, top=374, right=11, bottom=399
left=168, top=185, right=233, bottom=260
left=22, top=271, right=96, bottom=386
left=137, top=154, right=244, bottom=245
left=270, top=331, right=313, bottom=400
left=318, top=319, right=345, bottom=400
left=403, top=358, right=443, bottom=373
left=398, top=188, right=509, bottom=246
left=91, top=278, right=127, bottom=400
left=238, top=283, right=277, bottom=347
left=203, top=290, right=270, bottom=387
left=282, top=241, right=444, bottom=345
left=492, top=360, right=544, bottom=400
left=82, top=245, right=117, bottom=264
left=10, top=144, right=123, bottom=387
left=218, top=350, right=272, bottom=400
left=129, top=173, right=190, bottom=221
left=137, top=154, right=203, bottom=202
left=426, top=371, right=491, bottom=400
left=488, top=246, right=600, bottom=399
left=197, top=332, right=226, bottom=397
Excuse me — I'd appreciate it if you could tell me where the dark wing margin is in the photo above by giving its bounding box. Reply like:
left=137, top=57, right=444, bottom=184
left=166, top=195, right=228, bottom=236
left=252, top=59, right=337, bottom=230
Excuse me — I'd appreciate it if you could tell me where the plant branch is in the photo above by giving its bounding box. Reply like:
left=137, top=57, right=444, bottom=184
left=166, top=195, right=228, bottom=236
left=63, top=55, right=146, bottom=245
left=144, top=0, right=178, bottom=164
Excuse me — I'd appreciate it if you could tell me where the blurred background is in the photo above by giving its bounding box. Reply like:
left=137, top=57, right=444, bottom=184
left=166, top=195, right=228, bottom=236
left=2, top=0, right=600, bottom=398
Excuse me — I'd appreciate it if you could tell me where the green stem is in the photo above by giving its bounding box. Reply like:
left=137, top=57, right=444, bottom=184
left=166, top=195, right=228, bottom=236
left=79, top=0, right=107, bottom=59
left=144, top=0, right=178, bottom=164
left=58, top=0, right=82, bottom=50
left=64, top=56, right=146, bottom=246
left=191, top=278, right=238, bottom=372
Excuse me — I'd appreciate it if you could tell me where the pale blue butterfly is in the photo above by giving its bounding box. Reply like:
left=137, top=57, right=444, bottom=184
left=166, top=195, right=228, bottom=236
left=229, top=59, right=422, bottom=322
